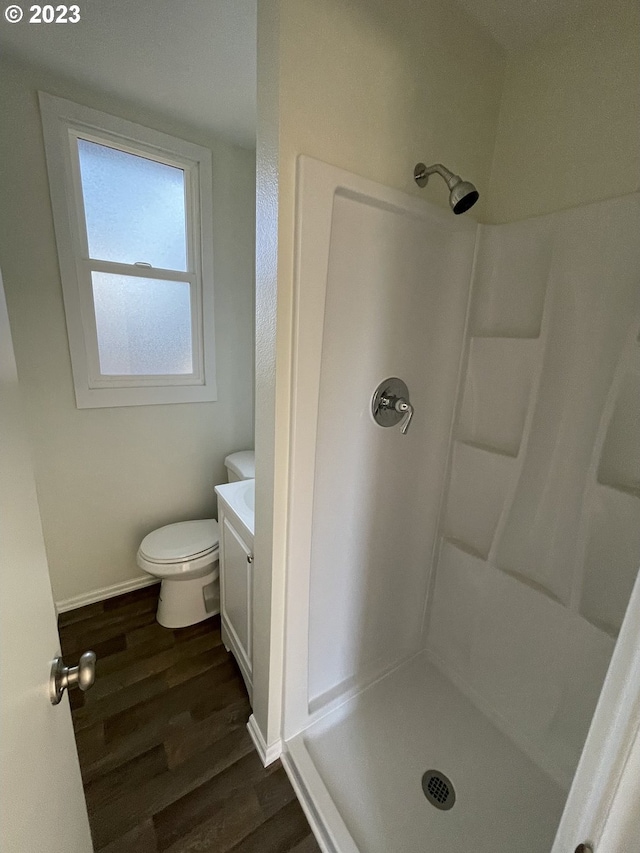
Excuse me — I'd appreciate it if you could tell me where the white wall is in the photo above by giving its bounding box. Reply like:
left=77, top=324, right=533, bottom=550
left=0, top=56, right=256, bottom=605
left=278, top=0, right=505, bottom=222
left=254, top=0, right=505, bottom=747
left=486, top=0, right=640, bottom=223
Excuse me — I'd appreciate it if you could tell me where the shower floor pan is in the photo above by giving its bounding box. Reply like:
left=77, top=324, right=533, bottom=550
left=286, top=654, right=566, bottom=853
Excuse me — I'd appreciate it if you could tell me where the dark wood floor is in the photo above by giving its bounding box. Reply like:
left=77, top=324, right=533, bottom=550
left=59, top=584, right=320, bottom=853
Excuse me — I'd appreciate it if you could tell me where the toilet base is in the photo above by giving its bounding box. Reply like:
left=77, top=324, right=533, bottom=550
left=156, top=570, right=220, bottom=629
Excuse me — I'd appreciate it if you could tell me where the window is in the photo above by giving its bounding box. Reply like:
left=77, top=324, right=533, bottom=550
left=39, top=93, right=216, bottom=407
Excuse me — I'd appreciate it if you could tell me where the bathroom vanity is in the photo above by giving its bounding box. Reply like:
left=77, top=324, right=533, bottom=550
left=215, top=478, right=255, bottom=703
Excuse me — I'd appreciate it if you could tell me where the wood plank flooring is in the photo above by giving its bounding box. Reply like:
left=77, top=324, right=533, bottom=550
left=59, top=585, right=320, bottom=853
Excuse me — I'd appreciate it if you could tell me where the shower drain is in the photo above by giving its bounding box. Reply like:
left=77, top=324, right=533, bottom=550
left=421, top=770, right=456, bottom=811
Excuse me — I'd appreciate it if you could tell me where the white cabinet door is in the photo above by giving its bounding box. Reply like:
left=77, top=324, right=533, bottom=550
left=220, top=515, right=253, bottom=679
left=0, top=274, right=92, bottom=853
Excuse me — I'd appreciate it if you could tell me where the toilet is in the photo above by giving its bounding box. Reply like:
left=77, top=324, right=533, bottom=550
left=137, top=451, right=255, bottom=629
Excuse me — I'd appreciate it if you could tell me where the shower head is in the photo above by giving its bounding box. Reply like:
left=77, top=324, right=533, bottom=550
left=413, top=163, right=479, bottom=215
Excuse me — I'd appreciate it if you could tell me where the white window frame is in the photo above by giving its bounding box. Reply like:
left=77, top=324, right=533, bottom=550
left=39, top=92, right=217, bottom=408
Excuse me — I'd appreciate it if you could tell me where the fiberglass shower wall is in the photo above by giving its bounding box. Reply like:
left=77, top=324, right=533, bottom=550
left=299, top=162, right=477, bottom=719
left=287, top=161, right=640, bottom=775
left=427, top=192, right=640, bottom=789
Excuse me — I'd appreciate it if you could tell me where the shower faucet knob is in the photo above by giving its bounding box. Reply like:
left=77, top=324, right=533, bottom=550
left=395, top=398, right=413, bottom=434
left=371, top=378, right=413, bottom=436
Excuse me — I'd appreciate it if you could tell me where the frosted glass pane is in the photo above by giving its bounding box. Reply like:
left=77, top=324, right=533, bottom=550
left=77, top=139, right=187, bottom=271
left=92, top=273, right=193, bottom=376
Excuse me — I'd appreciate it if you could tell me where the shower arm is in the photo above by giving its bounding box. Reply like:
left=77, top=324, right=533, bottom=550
left=414, top=163, right=460, bottom=189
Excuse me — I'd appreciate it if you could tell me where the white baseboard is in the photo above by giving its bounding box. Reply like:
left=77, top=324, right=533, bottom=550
left=247, top=714, right=282, bottom=767
left=55, top=575, right=159, bottom=614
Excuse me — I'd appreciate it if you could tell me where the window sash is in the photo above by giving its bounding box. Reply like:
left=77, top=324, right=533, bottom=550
left=75, top=259, right=204, bottom=388
left=67, top=129, right=198, bottom=275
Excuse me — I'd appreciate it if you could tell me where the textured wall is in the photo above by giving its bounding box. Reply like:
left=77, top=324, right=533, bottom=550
left=0, top=57, right=256, bottom=604
left=252, top=0, right=282, bottom=750
left=486, top=0, right=640, bottom=222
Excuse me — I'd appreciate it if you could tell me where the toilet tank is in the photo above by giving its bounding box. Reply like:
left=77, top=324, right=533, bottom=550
left=224, top=450, right=255, bottom=482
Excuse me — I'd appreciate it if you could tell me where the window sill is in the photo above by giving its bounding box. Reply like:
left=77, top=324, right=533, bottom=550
left=74, top=382, right=218, bottom=409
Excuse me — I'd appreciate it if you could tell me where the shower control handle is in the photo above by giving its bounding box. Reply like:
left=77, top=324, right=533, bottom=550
left=395, top=398, right=413, bottom=434
left=371, top=378, right=413, bottom=435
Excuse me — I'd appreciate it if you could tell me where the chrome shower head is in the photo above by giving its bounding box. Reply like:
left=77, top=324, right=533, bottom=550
left=413, top=163, right=479, bottom=215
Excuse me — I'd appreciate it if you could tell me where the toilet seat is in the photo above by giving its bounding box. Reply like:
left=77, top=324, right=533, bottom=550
left=137, top=519, right=220, bottom=581
left=137, top=546, right=219, bottom=580
left=139, top=519, right=219, bottom=563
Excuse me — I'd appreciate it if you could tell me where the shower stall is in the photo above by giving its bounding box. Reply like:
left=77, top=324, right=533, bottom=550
left=281, top=156, right=640, bottom=852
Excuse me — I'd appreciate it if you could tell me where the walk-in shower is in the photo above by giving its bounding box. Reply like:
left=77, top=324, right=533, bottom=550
left=282, top=156, right=640, bottom=853
left=413, top=162, right=480, bottom=214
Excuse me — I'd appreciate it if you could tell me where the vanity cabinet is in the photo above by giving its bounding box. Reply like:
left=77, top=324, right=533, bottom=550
left=215, top=480, right=255, bottom=704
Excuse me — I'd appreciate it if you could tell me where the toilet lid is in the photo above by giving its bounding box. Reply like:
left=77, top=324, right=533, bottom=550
left=139, top=519, right=219, bottom=563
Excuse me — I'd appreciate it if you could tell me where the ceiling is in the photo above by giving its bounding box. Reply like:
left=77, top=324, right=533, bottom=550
left=454, top=0, right=599, bottom=49
left=0, top=0, right=257, bottom=148
left=0, top=0, right=597, bottom=148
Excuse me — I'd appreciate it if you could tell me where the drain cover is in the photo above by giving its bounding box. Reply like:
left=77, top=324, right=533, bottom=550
left=421, top=770, right=456, bottom=811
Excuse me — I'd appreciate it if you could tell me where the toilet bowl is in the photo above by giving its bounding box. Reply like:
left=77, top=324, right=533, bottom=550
left=137, top=451, right=255, bottom=629
left=137, top=519, right=220, bottom=629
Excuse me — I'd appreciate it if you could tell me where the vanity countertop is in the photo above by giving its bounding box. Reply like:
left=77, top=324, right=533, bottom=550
left=215, top=478, right=255, bottom=540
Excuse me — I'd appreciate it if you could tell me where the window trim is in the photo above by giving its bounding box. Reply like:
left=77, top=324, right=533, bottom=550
left=39, top=92, right=217, bottom=408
